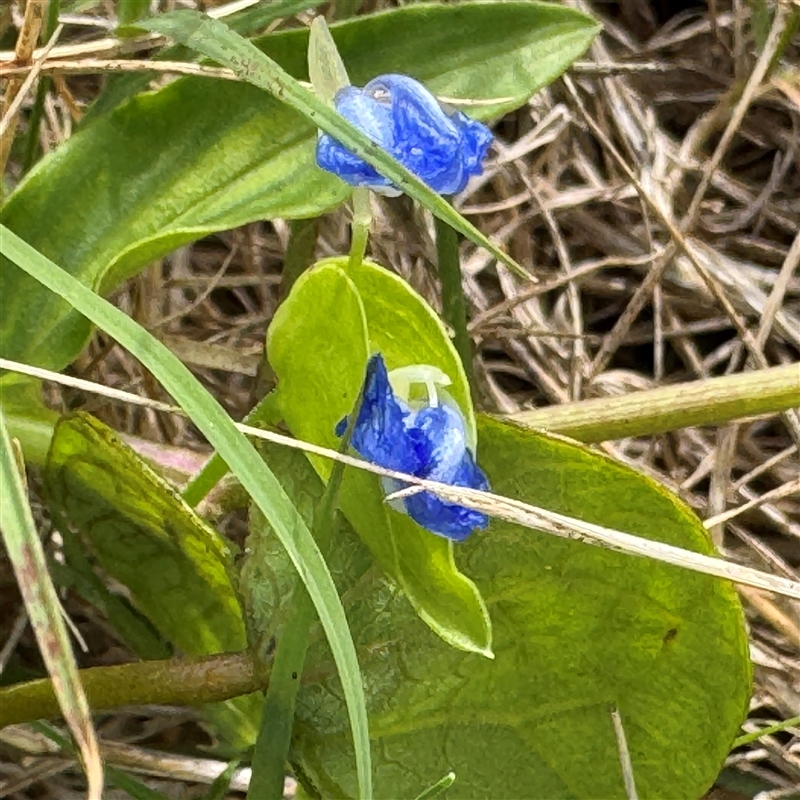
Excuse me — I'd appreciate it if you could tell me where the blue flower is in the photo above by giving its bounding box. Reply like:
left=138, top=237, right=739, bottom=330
left=336, top=354, right=489, bottom=541
left=316, top=74, right=493, bottom=196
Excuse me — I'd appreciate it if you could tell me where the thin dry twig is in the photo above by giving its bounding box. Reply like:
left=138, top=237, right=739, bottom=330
left=0, top=0, right=47, bottom=173
left=611, top=708, right=639, bottom=800
left=0, top=24, right=64, bottom=137
left=704, top=480, right=800, bottom=530
left=680, top=3, right=791, bottom=233
left=0, top=57, right=241, bottom=81
left=561, top=74, right=800, bottom=448
left=3, top=356, right=799, bottom=601
left=757, top=231, right=800, bottom=349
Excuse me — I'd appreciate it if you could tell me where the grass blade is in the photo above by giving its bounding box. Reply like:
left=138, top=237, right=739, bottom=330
left=0, top=408, right=103, bottom=799
left=435, top=212, right=473, bottom=384
left=248, top=399, right=358, bottom=799
left=138, top=10, right=530, bottom=279
left=0, top=225, right=372, bottom=800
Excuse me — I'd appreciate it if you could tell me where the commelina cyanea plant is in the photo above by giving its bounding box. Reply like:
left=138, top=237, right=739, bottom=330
left=0, top=7, right=754, bottom=799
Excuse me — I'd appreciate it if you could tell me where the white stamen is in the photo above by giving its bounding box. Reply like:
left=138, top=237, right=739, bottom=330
left=427, top=377, right=439, bottom=407
left=388, top=364, right=451, bottom=407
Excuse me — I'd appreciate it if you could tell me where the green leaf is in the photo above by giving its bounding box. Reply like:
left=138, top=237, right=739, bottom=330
left=267, top=258, right=491, bottom=656
left=53, top=524, right=171, bottom=662
left=204, top=758, right=243, bottom=800
left=247, top=425, right=350, bottom=800
left=240, top=425, right=385, bottom=795
left=309, top=16, right=351, bottom=106
left=0, top=373, right=60, bottom=467
left=116, top=0, right=151, bottom=26
left=44, top=412, right=261, bottom=749
left=0, top=1, right=599, bottom=372
left=45, top=413, right=246, bottom=656
left=290, top=417, right=752, bottom=798
left=134, top=9, right=530, bottom=277
left=0, top=226, right=372, bottom=799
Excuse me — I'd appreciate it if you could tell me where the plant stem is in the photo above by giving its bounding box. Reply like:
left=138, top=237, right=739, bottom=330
left=732, top=715, right=800, bottom=749
left=246, top=589, right=317, bottom=800
left=434, top=213, right=473, bottom=387
left=512, top=363, right=800, bottom=443
left=181, top=392, right=283, bottom=507
left=0, top=651, right=263, bottom=728
left=348, top=188, right=371, bottom=270
left=280, top=217, right=320, bottom=301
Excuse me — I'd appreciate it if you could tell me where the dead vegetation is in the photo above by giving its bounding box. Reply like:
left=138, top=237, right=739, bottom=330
left=1, top=0, right=798, bottom=797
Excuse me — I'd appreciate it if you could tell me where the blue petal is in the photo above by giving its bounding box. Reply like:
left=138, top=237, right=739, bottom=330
left=403, top=449, right=490, bottom=540
left=335, top=86, right=394, bottom=146
left=366, top=75, right=462, bottom=194
left=315, top=73, right=493, bottom=196
left=317, top=86, right=393, bottom=188
left=406, top=403, right=466, bottom=481
left=316, top=87, right=396, bottom=190
left=453, top=111, right=493, bottom=168
left=338, top=354, right=422, bottom=474
left=316, top=134, right=394, bottom=190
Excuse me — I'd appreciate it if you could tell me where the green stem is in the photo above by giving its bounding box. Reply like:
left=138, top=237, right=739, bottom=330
left=512, top=363, right=800, bottom=443
left=181, top=392, right=283, bottom=507
left=732, top=715, right=800, bottom=749
left=246, top=589, right=317, bottom=800
left=434, top=213, right=473, bottom=387
left=0, top=651, right=263, bottom=728
left=21, top=78, right=50, bottom=173
left=348, top=188, right=371, bottom=270
left=280, top=217, right=320, bottom=301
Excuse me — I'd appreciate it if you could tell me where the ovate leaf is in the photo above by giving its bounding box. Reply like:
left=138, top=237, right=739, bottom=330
left=45, top=412, right=246, bottom=656
left=1, top=1, right=599, bottom=372
left=267, top=259, right=491, bottom=656
left=44, top=412, right=261, bottom=748
left=290, top=417, right=752, bottom=798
